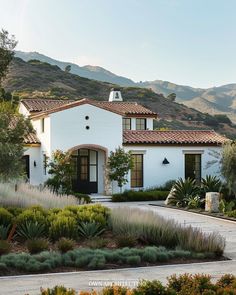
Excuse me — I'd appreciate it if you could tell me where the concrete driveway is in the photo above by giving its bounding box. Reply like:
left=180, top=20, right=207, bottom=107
left=1, top=202, right=236, bottom=295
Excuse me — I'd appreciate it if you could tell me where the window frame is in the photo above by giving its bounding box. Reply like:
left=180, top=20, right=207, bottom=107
left=131, top=154, right=143, bottom=188
left=122, top=118, right=131, bottom=130
left=184, top=153, right=202, bottom=183
left=41, top=118, right=45, bottom=133
left=136, top=118, right=147, bottom=130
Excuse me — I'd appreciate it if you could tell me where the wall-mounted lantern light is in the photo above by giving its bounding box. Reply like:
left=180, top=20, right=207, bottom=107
left=162, top=158, right=170, bottom=165
left=34, top=161, right=37, bottom=167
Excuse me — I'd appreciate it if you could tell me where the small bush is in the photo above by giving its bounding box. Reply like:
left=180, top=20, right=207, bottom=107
left=112, top=190, right=169, bottom=202
left=0, top=224, right=11, bottom=240
left=16, top=207, right=48, bottom=228
left=142, top=247, right=157, bottom=263
left=216, top=274, right=236, bottom=288
left=26, top=238, right=49, bottom=254
left=56, top=238, right=75, bottom=253
left=49, top=216, right=78, bottom=241
left=78, top=222, right=105, bottom=239
left=73, top=193, right=91, bottom=204
left=40, top=285, right=76, bottom=295
left=126, top=255, right=141, bottom=265
left=0, top=208, right=13, bottom=226
left=227, top=210, right=236, bottom=218
left=0, top=240, right=11, bottom=255
left=135, top=279, right=167, bottom=295
left=115, top=234, right=137, bottom=248
left=87, top=254, right=106, bottom=269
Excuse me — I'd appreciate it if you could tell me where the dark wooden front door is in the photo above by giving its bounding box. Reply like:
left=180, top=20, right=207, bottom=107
left=72, top=149, right=98, bottom=194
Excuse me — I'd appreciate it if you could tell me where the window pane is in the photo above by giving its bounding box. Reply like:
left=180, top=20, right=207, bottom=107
left=131, top=154, right=143, bottom=188
left=185, top=154, right=201, bottom=183
left=123, top=118, right=131, bottom=130
left=90, top=150, right=97, bottom=165
left=90, top=166, right=97, bottom=181
left=136, top=119, right=146, bottom=130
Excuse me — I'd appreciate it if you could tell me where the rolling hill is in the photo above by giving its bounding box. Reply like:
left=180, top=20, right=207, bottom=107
left=2, top=57, right=236, bottom=138
left=15, top=51, right=236, bottom=124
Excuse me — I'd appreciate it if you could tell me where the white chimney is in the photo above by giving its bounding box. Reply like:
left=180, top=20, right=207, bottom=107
left=109, top=88, right=123, bottom=102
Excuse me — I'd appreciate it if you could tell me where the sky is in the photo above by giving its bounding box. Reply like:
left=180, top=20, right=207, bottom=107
left=0, top=0, right=236, bottom=88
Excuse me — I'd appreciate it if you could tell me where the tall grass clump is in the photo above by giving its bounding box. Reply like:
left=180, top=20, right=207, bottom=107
left=0, top=182, right=78, bottom=209
left=110, top=208, right=225, bottom=255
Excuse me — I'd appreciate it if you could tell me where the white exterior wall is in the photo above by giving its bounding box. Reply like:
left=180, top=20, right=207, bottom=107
left=23, top=146, right=43, bottom=185
left=50, top=104, right=123, bottom=152
left=123, top=145, right=221, bottom=191
left=19, top=103, right=30, bottom=117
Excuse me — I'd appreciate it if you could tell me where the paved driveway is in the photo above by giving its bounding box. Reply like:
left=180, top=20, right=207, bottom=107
left=1, top=202, right=236, bottom=295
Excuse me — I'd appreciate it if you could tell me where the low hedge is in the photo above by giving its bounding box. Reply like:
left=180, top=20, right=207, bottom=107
left=40, top=274, right=236, bottom=295
left=0, top=246, right=215, bottom=273
left=112, top=190, right=169, bottom=202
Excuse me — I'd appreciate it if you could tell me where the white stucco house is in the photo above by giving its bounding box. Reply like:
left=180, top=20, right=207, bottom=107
left=20, top=88, right=227, bottom=194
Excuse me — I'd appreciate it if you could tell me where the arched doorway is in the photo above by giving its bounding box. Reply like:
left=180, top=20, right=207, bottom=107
left=69, top=145, right=108, bottom=194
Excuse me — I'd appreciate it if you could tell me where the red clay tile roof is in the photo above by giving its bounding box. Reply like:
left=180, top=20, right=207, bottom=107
left=21, top=99, right=74, bottom=113
left=24, top=132, right=41, bottom=145
left=123, top=130, right=228, bottom=145
left=21, top=98, right=157, bottom=118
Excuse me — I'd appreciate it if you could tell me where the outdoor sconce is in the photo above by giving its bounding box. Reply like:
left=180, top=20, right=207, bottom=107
left=162, top=158, right=170, bottom=165
left=34, top=161, right=37, bottom=167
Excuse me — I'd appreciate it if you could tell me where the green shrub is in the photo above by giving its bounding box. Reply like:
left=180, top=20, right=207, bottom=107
left=216, top=274, right=236, bottom=288
left=201, top=175, right=222, bottom=193
left=16, top=208, right=48, bottom=228
left=78, top=221, right=105, bottom=239
left=112, top=190, right=169, bottom=202
left=0, top=224, right=11, bottom=240
left=16, top=221, right=46, bottom=240
left=49, top=216, right=78, bottom=241
left=142, top=247, right=157, bottom=263
left=135, top=279, right=167, bottom=295
left=26, top=238, right=49, bottom=254
left=87, top=254, right=106, bottom=269
left=72, top=193, right=91, bottom=204
left=115, top=234, right=137, bottom=248
left=40, top=285, right=76, bottom=295
left=126, top=255, right=141, bottom=265
left=167, top=178, right=199, bottom=207
left=56, top=238, right=75, bottom=253
left=0, top=208, right=13, bottom=226
left=227, top=210, right=236, bottom=218
left=0, top=240, right=11, bottom=255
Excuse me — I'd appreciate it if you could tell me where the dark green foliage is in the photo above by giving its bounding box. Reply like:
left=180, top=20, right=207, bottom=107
left=201, top=175, right=222, bottom=193
left=49, top=216, right=77, bottom=241
left=214, top=114, right=232, bottom=125
left=88, top=254, right=106, bottom=269
left=0, top=208, right=13, bottom=226
left=183, top=195, right=204, bottom=209
left=112, top=190, right=169, bottom=202
left=87, top=237, right=108, bottom=249
left=142, top=247, right=157, bottom=263
left=0, top=224, right=11, bottom=240
left=56, top=238, right=75, bottom=253
left=126, top=255, right=141, bottom=265
left=115, top=234, right=137, bottom=248
left=0, top=240, right=11, bottom=255
left=26, top=238, right=49, bottom=254
left=78, top=221, right=105, bottom=239
left=227, top=210, right=236, bottom=218
left=16, top=206, right=48, bottom=228
left=168, top=178, right=199, bottom=207
left=216, top=274, right=236, bottom=288
left=16, top=221, right=46, bottom=240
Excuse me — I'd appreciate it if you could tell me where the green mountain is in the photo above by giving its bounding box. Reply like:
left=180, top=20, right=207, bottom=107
left=16, top=51, right=236, bottom=124
left=2, top=57, right=236, bottom=138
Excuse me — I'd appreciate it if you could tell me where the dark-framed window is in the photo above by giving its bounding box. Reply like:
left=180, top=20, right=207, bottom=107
left=185, top=154, right=201, bottom=183
left=41, top=118, right=45, bottom=133
left=123, top=118, right=131, bottom=130
left=43, top=154, right=47, bottom=175
left=131, top=154, right=143, bottom=188
left=136, top=118, right=146, bottom=130
left=22, top=155, right=30, bottom=180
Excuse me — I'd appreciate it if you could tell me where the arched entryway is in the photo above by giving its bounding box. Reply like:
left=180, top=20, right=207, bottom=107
left=68, top=144, right=108, bottom=194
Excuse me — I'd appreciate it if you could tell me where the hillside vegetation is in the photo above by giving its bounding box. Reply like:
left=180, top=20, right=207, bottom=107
left=2, top=57, right=236, bottom=138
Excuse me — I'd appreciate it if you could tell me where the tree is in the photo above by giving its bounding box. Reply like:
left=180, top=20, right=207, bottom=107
left=107, top=147, right=133, bottom=193
left=221, top=141, right=236, bottom=197
left=167, top=93, right=176, bottom=102
left=0, top=102, right=32, bottom=180
left=46, top=150, right=75, bottom=194
left=0, top=29, right=17, bottom=84
left=65, top=65, right=71, bottom=73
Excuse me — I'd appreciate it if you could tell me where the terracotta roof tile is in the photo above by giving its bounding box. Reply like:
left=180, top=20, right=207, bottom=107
left=21, top=98, right=157, bottom=118
left=21, top=99, right=74, bottom=113
left=24, top=132, right=41, bottom=145
left=123, top=130, right=228, bottom=145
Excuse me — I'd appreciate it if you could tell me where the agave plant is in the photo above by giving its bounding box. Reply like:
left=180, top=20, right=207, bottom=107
left=201, top=175, right=222, bottom=193
left=78, top=221, right=105, bottom=239
left=183, top=195, right=204, bottom=209
left=0, top=224, right=11, bottom=240
left=168, top=178, right=199, bottom=207
left=16, top=221, right=46, bottom=240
